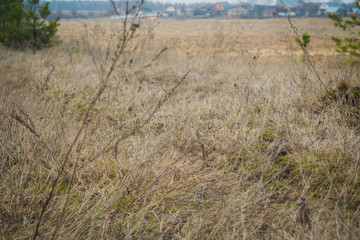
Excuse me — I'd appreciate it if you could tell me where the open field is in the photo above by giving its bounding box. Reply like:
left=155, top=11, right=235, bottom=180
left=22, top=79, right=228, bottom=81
left=1, top=18, right=359, bottom=239
left=57, top=18, right=347, bottom=59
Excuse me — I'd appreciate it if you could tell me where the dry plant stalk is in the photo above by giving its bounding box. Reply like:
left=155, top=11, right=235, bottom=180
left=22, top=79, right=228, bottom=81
left=0, top=16, right=359, bottom=240
left=32, top=1, right=188, bottom=239
left=288, top=15, right=331, bottom=95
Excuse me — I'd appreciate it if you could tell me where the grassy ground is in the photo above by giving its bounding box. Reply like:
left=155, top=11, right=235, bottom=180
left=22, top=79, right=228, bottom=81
left=0, top=18, right=359, bottom=239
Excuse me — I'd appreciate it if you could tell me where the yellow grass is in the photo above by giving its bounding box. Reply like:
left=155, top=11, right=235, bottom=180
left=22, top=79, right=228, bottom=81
left=58, top=18, right=345, bottom=58
left=0, top=18, right=359, bottom=239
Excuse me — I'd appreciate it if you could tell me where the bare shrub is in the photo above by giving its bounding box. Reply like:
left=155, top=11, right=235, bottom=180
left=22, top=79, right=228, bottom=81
left=0, top=14, right=359, bottom=239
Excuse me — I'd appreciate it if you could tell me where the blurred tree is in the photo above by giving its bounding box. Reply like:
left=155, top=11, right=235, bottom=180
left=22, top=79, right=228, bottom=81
left=25, top=0, right=60, bottom=53
left=0, top=0, right=27, bottom=49
left=71, top=9, right=78, bottom=18
left=0, top=0, right=60, bottom=52
left=328, top=0, right=360, bottom=61
left=303, top=2, right=319, bottom=17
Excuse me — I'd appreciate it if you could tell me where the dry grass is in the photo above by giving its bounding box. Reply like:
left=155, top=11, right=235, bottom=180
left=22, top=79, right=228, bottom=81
left=0, top=18, right=359, bottom=239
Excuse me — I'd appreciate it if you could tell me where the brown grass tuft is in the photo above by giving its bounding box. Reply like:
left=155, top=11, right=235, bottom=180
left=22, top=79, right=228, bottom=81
left=0, top=18, right=359, bottom=239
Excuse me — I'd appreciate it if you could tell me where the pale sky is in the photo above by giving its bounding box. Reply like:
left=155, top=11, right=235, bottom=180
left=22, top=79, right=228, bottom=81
left=46, top=0, right=357, bottom=5
left=161, top=0, right=356, bottom=4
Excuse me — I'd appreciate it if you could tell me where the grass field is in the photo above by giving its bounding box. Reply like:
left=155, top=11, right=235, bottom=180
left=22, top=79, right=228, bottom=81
left=58, top=18, right=346, bottom=58
left=0, top=17, right=359, bottom=239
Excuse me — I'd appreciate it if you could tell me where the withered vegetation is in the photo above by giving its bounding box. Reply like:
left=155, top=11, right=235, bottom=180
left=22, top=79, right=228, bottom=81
left=0, top=16, right=359, bottom=239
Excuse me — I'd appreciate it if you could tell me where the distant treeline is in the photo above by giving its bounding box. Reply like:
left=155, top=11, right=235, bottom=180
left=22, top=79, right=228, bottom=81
left=42, top=1, right=187, bottom=12
left=45, top=1, right=113, bottom=11
left=42, top=0, right=189, bottom=18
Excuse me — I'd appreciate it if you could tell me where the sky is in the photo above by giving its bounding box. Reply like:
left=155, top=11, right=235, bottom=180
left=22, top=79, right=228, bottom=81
left=158, top=0, right=356, bottom=4
left=46, top=0, right=357, bottom=4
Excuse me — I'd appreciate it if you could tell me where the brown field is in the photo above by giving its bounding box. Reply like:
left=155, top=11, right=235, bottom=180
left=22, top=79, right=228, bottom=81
left=58, top=18, right=345, bottom=59
left=1, top=18, right=359, bottom=239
